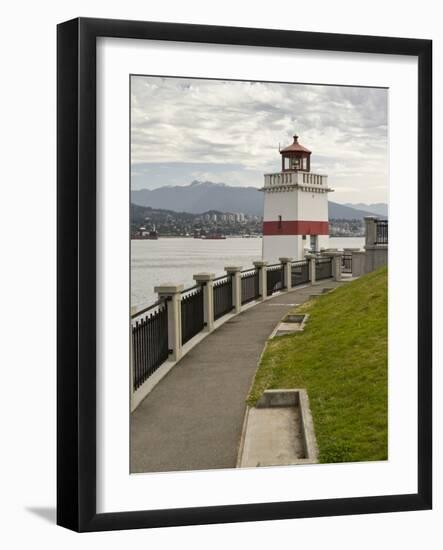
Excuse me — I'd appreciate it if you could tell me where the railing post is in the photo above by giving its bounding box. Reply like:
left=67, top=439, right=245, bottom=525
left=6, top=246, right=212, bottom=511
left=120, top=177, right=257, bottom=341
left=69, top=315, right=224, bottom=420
left=330, top=252, right=343, bottom=281
left=253, top=261, right=268, bottom=300
left=364, top=216, right=378, bottom=247
left=154, top=283, right=184, bottom=361
left=279, top=257, right=293, bottom=290
left=306, top=254, right=316, bottom=284
left=225, top=266, right=242, bottom=313
left=193, top=272, right=215, bottom=332
left=351, top=250, right=366, bottom=277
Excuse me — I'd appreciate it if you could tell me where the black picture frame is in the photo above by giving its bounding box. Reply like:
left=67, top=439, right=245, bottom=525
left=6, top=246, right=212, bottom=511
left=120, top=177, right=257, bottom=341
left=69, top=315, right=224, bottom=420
left=57, top=17, right=432, bottom=532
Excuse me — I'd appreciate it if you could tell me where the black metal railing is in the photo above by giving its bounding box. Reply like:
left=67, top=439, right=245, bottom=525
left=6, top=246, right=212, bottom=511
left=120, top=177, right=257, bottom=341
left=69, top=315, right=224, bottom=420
left=132, top=300, right=169, bottom=391
left=213, top=276, right=234, bottom=320
left=267, top=264, right=285, bottom=295
left=315, top=257, right=333, bottom=280
left=181, top=285, right=204, bottom=345
left=291, top=260, right=309, bottom=286
left=375, top=220, right=388, bottom=244
left=342, top=254, right=352, bottom=274
left=241, top=268, right=260, bottom=304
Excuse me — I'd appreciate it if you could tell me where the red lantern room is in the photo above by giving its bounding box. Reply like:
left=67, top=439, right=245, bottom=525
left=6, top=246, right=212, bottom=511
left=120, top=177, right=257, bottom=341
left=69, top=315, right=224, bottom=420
left=280, top=134, right=312, bottom=172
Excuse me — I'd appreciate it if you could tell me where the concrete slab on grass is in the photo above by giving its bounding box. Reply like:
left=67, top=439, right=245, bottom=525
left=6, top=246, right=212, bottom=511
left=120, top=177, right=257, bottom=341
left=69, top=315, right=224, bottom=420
left=237, top=389, right=319, bottom=468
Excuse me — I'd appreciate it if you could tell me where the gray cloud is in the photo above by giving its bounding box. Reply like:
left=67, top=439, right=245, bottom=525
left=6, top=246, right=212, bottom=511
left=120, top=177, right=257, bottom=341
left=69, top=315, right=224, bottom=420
left=131, top=76, right=388, bottom=204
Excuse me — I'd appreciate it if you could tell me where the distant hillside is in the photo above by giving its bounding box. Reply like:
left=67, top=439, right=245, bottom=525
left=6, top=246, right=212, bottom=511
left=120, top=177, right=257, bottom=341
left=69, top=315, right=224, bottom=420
left=131, top=180, right=263, bottom=216
left=344, top=202, right=388, bottom=217
left=131, top=180, right=381, bottom=220
left=328, top=202, right=380, bottom=220
left=131, top=203, right=224, bottom=225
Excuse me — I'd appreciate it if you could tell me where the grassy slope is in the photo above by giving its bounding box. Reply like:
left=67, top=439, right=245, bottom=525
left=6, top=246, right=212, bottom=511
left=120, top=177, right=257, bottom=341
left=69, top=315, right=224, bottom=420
left=248, top=267, right=388, bottom=463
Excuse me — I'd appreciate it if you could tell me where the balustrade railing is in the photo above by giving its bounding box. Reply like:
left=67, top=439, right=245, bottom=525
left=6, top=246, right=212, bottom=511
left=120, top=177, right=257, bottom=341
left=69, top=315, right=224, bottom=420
left=342, top=254, right=352, bottom=274
left=131, top=254, right=342, bottom=395
left=267, top=263, right=285, bottom=295
left=315, top=257, right=333, bottom=280
left=132, top=300, right=169, bottom=391
left=241, top=268, right=260, bottom=304
left=181, top=285, right=204, bottom=345
left=291, top=260, right=309, bottom=286
left=213, top=276, right=234, bottom=320
left=375, top=220, right=388, bottom=244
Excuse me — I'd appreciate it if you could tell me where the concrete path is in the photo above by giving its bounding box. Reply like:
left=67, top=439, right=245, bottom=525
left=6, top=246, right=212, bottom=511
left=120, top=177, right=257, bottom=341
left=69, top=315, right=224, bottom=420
left=131, top=280, right=339, bottom=473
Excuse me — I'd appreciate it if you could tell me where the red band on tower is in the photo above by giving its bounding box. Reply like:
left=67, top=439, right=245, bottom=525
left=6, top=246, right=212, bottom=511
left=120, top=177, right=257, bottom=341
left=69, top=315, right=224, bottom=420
left=263, top=220, right=329, bottom=236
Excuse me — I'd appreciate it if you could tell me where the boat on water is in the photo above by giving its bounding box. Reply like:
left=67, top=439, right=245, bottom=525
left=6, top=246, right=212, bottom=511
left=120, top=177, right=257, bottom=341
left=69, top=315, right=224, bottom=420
left=203, top=234, right=226, bottom=240
left=132, top=226, right=159, bottom=240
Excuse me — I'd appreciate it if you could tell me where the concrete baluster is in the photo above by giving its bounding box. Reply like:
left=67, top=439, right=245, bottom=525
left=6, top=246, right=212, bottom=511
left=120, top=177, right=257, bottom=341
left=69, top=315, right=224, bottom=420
left=364, top=216, right=378, bottom=247
left=193, top=273, right=215, bottom=332
left=331, top=252, right=343, bottom=281
left=305, top=254, right=316, bottom=284
left=253, top=261, right=268, bottom=300
left=351, top=250, right=366, bottom=277
left=154, top=283, right=184, bottom=361
left=279, top=257, right=293, bottom=291
left=225, top=266, right=242, bottom=313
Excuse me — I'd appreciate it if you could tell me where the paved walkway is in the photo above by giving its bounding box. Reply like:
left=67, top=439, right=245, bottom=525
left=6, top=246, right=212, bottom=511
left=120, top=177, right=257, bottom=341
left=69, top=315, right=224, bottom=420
left=131, top=280, right=340, bottom=473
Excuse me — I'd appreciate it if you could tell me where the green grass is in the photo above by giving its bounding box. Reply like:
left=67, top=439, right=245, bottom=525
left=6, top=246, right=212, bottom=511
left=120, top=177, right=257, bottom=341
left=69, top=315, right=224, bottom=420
left=247, top=266, right=388, bottom=464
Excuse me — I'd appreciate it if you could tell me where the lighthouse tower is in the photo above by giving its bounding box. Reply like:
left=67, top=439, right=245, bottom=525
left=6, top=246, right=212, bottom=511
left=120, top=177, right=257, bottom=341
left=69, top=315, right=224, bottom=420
left=261, top=134, right=333, bottom=262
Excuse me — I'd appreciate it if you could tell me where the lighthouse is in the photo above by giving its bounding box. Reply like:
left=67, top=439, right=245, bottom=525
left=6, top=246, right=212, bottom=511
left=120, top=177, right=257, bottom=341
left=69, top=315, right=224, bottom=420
left=261, top=134, right=333, bottom=262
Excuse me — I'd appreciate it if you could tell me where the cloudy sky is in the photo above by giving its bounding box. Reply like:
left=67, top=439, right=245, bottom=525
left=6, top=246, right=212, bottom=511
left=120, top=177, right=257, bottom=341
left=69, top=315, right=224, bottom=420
left=131, top=76, right=388, bottom=204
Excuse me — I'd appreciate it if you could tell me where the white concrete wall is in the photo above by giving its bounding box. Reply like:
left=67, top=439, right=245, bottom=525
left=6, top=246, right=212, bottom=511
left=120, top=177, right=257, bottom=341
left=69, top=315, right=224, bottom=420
left=263, top=180, right=329, bottom=223
left=262, top=235, right=304, bottom=262
left=297, top=188, right=329, bottom=221
left=263, top=189, right=298, bottom=221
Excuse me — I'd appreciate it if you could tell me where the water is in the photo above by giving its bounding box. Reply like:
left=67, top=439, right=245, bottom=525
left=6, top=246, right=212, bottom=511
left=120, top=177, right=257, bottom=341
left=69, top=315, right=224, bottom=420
left=329, top=236, right=365, bottom=250
left=131, top=236, right=365, bottom=309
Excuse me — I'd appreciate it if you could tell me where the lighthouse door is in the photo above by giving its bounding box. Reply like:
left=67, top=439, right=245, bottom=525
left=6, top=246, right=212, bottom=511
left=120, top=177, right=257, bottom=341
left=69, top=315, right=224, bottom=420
left=310, top=235, right=318, bottom=252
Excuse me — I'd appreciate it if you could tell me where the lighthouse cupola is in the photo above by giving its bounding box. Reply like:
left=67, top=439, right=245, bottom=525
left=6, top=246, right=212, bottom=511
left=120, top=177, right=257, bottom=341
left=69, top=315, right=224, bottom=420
left=280, top=134, right=311, bottom=172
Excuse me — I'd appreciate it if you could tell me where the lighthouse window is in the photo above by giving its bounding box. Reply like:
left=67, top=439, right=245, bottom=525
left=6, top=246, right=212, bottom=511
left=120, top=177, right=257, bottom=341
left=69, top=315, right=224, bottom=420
left=278, top=215, right=282, bottom=228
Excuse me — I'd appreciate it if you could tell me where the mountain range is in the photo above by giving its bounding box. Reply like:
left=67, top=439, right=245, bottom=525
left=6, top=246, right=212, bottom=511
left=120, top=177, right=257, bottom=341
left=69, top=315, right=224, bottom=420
left=344, top=202, right=388, bottom=217
left=131, top=180, right=387, bottom=220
